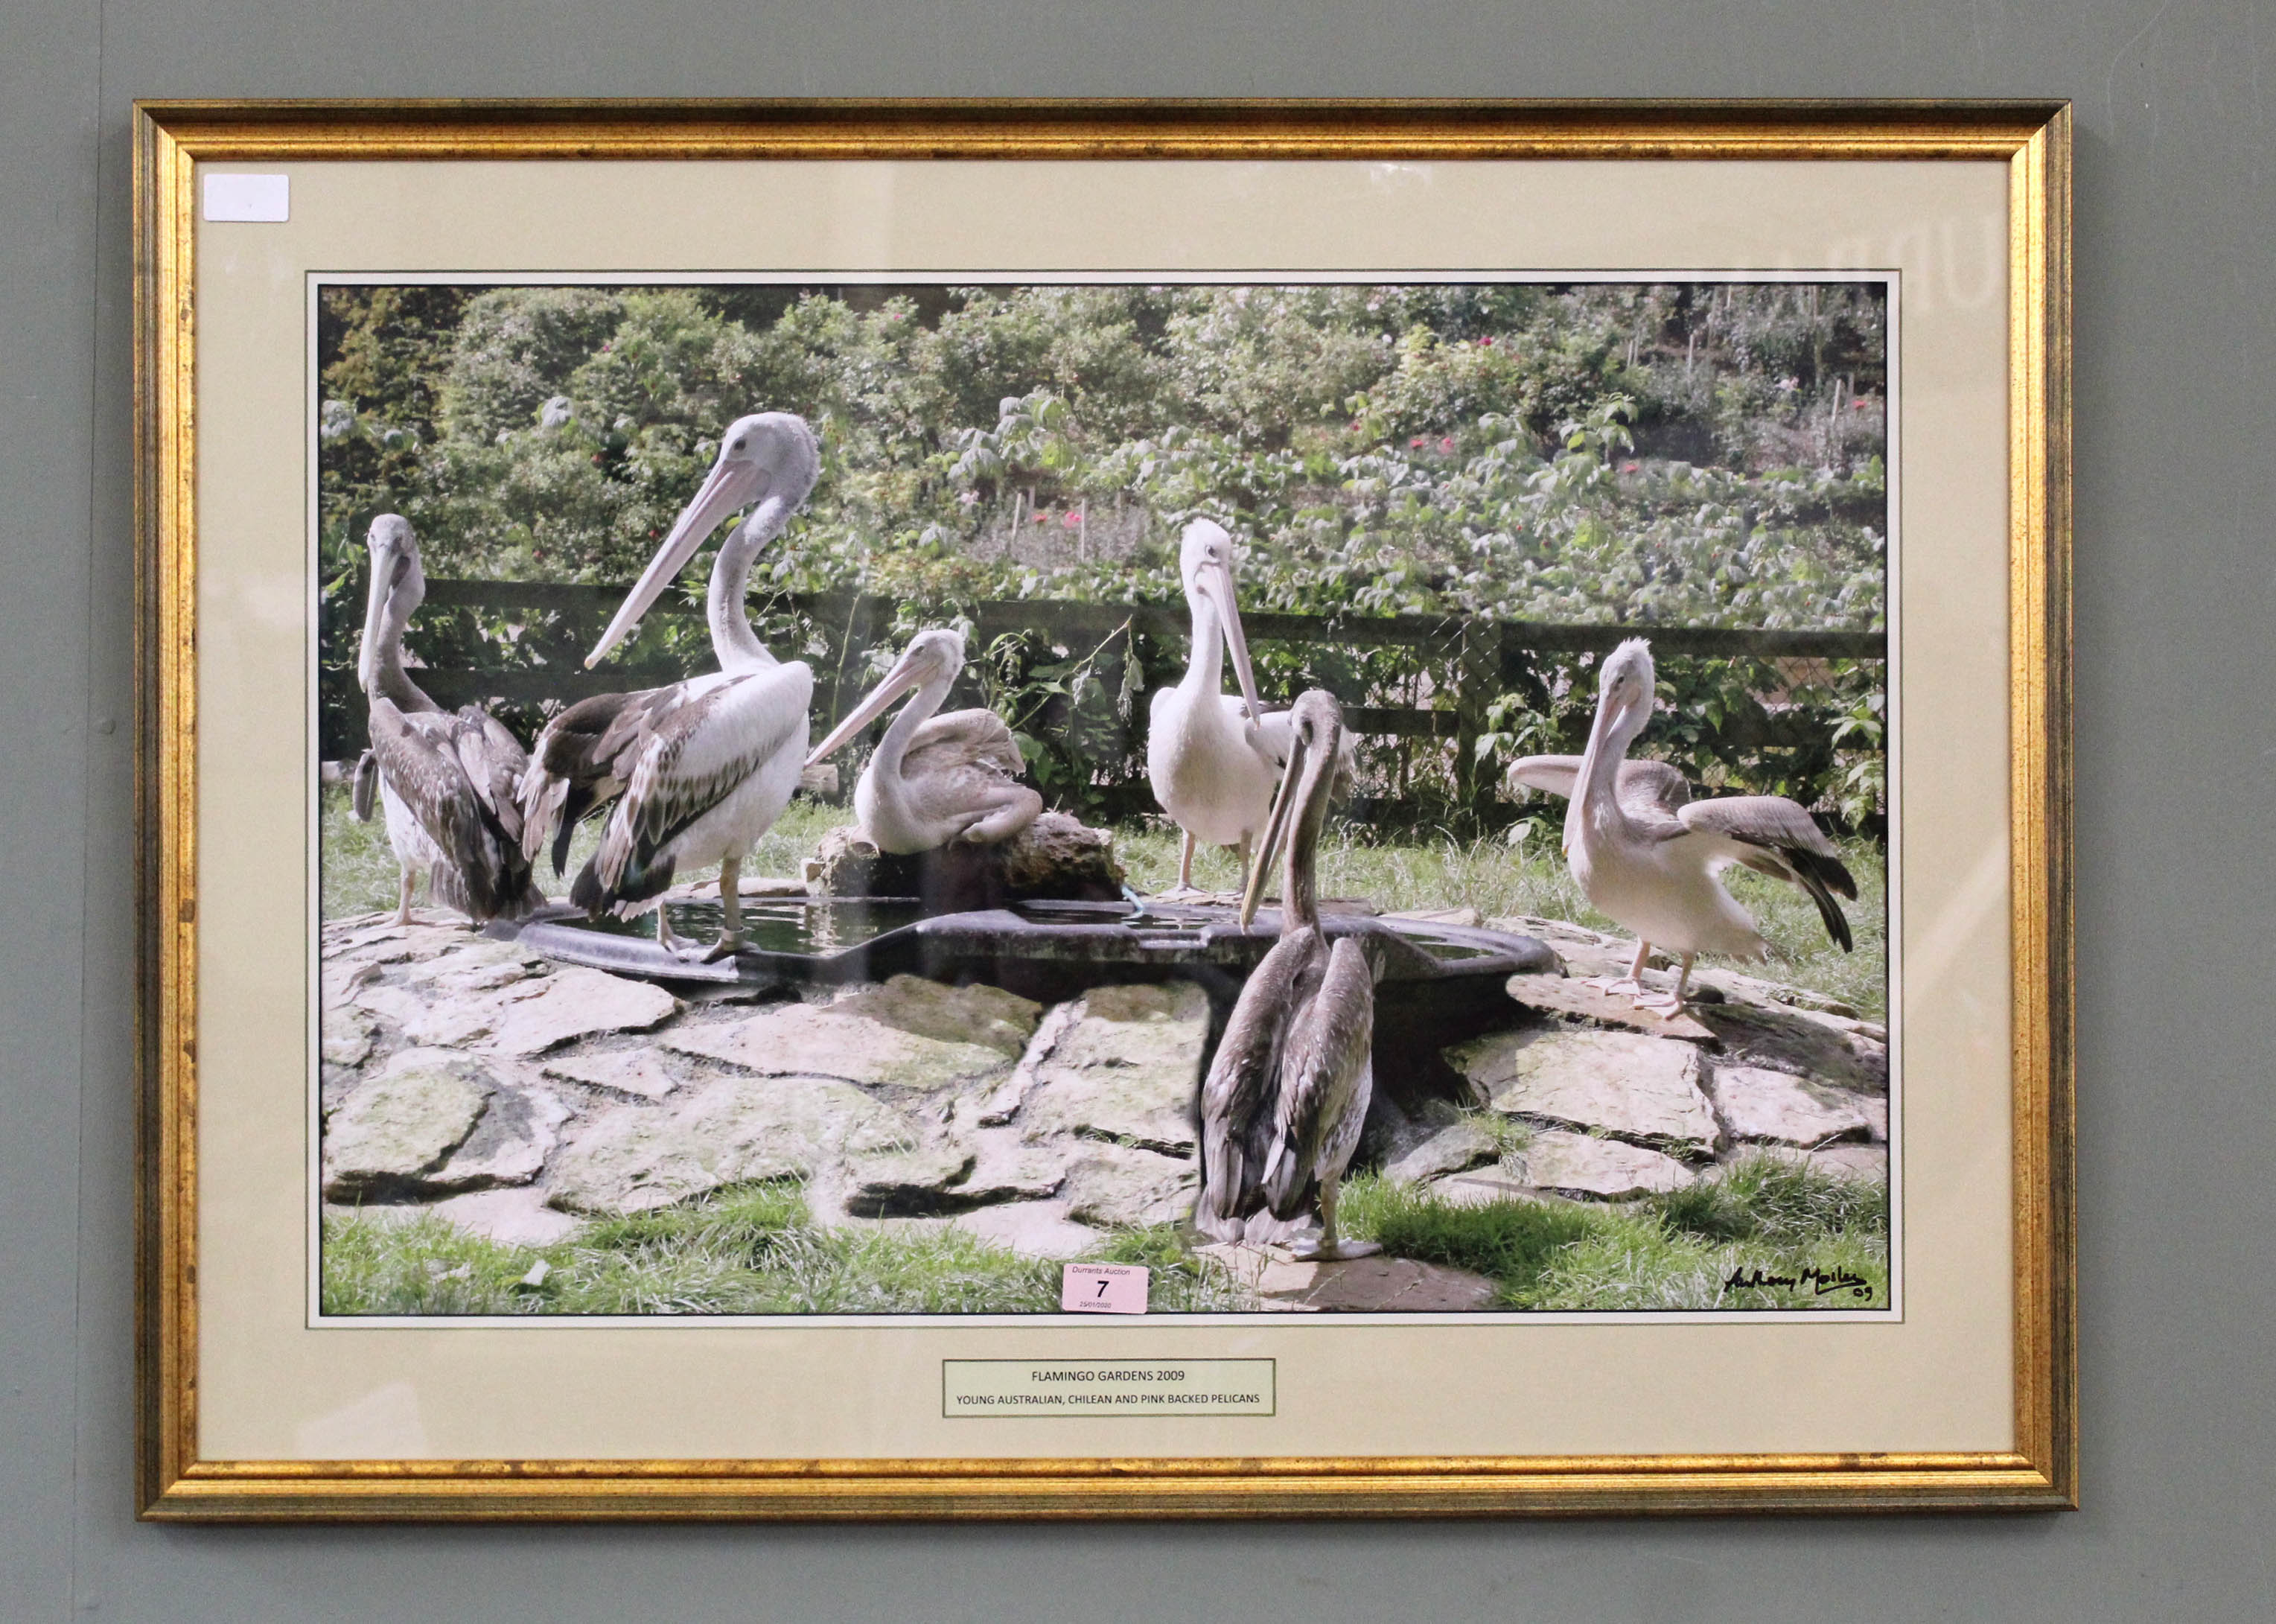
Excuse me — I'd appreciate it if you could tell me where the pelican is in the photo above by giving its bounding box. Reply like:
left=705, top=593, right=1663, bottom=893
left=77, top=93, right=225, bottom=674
left=803, top=628, right=1042, bottom=853
left=349, top=515, right=544, bottom=926
left=1509, top=637, right=1858, bottom=1014
left=517, top=412, right=818, bottom=961
left=1196, top=690, right=1383, bottom=1262
left=1146, top=518, right=1286, bottom=897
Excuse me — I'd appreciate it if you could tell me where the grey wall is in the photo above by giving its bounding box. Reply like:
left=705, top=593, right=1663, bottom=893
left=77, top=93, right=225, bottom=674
left=4, top=3, right=2269, bottom=1620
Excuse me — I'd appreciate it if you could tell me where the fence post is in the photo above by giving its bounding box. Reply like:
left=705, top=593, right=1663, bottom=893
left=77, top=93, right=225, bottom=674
left=1453, top=620, right=1498, bottom=823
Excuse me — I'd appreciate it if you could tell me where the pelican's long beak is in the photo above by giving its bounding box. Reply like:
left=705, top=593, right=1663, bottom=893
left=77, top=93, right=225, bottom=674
left=1212, top=559, right=1266, bottom=727
left=587, top=456, right=765, bottom=668
left=1566, top=689, right=1636, bottom=853
left=1241, top=733, right=1307, bottom=929
left=357, top=538, right=406, bottom=692
left=806, top=644, right=930, bottom=768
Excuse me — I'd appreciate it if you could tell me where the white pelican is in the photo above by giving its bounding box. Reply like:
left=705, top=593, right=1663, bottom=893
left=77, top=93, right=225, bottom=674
left=1196, top=691, right=1383, bottom=1261
left=350, top=514, right=543, bottom=926
left=803, top=628, right=1042, bottom=853
left=517, top=412, right=818, bottom=961
left=1509, top=637, right=1858, bottom=1014
left=1146, top=518, right=1287, bottom=897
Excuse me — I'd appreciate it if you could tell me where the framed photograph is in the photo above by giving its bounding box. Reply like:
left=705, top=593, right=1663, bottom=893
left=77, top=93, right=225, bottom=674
left=136, top=100, right=2073, bottom=1518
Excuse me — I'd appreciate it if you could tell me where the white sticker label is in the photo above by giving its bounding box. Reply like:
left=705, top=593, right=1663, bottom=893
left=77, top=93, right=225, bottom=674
left=202, top=173, right=289, bottom=223
left=943, top=1359, right=1274, bottom=1416
left=1061, top=1261, right=1148, bottom=1313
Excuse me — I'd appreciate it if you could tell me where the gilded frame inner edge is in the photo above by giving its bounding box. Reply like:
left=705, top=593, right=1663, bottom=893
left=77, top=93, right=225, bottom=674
left=133, top=98, right=2076, bottom=1520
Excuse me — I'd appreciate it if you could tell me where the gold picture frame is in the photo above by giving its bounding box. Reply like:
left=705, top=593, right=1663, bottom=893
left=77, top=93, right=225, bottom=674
left=135, top=98, right=2073, bottom=1519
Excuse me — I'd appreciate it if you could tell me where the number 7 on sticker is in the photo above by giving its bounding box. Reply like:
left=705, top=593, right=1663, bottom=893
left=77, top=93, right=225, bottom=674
left=1062, top=1263, right=1148, bottom=1313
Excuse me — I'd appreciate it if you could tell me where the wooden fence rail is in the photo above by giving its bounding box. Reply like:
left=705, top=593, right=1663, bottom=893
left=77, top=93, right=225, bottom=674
left=337, top=576, right=1884, bottom=817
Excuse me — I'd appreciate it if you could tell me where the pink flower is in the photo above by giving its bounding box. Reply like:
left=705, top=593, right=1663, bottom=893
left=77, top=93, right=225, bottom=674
left=1061, top=511, right=1081, bottom=529
left=1348, top=421, right=1361, bottom=431
left=1438, top=436, right=1456, bottom=453
left=1479, top=337, right=1494, bottom=348
left=1621, top=461, right=1639, bottom=473
left=1033, top=512, right=1049, bottom=525
left=1854, top=398, right=1872, bottom=410
left=1409, top=436, right=1425, bottom=448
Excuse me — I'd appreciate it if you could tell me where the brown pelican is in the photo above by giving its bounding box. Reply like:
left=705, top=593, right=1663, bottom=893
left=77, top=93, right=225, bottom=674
left=1196, top=690, right=1382, bottom=1262
left=349, top=515, right=543, bottom=926
left=517, top=412, right=817, bottom=961
left=1509, top=637, right=1858, bottom=1014
left=803, top=628, right=1042, bottom=853
left=1146, top=518, right=1287, bottom=898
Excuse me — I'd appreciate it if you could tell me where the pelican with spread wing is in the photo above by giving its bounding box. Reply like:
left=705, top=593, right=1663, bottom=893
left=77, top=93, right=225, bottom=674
left=804, top=628, right=1042, bottom=854
left=1508, top=637, right=1858, bottom=1014
left=1196, top=691, right=1383, bottom=1261
left=517, top=412, right=818, bottom=961
left=350, top=515, right=544, bottom=926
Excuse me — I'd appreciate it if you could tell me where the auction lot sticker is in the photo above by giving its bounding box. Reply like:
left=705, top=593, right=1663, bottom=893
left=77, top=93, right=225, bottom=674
left=942, top=1359, right=1275, bottom=1417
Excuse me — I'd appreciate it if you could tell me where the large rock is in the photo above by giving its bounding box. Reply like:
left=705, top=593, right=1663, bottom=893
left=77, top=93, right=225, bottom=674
left=547, top=1075, right=918, bottom=1215
left=842, top=1144, right=980, bottom=1217
left=1709, top=1064, right=1883, bottom=1147
left=542, top=1048, right=681, bottom=1101
left=1517, top=1127, right=1695, bottom=1200
left=400, top=938, right=544, bottom=996
left=321, top=1006, right=377, bottom=1067
left=323, top=1049, right=491, bottom=1200
left=479, top=967, right=680, bottom=1057
left=1450, top=1027, right=1721, bottom=1159
left=1061, top=1142, right=1198, bottom=1229
left=806, top=812, right=1125, bottom=908
left=663, top=995, right=1019, bottom=1092
left=1199, top=1244, right=1500, bottom=1312
left=1019, top=982, right=1209, bottom=1156
left=433, top=1083, right=573, bottom=1190
left=1695, top=1002, right=1888, bottom=1092
left=353, top=979, right=498, bottom=1048
left=1382, top=1117, right=1502, bottom=1186
left=832, top=975, right=1041, bottom=1060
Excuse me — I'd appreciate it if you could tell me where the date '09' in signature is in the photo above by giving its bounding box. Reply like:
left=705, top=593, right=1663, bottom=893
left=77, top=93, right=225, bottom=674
left=1722, top=1265, right=1875, bottom=1301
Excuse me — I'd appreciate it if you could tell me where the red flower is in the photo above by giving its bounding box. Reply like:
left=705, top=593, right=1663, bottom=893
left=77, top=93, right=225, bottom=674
left=1033, top=512, right=1049, bottom=525
left=1438, top=436, right=1456, bottom=453
left=1061, top=511, right=1081, bottom=529
left=1479, top=337, right=1494, bottom=348
left=1621, top=461, right=1639, bottom=473
left=1409, top=436, right=1425, bottom=448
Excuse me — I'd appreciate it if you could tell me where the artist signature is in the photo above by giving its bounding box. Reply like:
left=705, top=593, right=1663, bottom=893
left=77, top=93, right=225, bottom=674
left=1722, top=1265, right=1874, bottom=1301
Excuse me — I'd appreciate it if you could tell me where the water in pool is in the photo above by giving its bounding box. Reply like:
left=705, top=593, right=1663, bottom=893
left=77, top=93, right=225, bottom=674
left=584, top=897, right=928, bottom=956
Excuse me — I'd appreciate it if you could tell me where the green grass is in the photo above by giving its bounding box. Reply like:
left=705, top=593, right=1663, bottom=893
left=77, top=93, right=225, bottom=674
left=322, top=1162, right=1884, bottom=1316
left=322, top=1184, right=1254, bottom=1316
left=1337, top=1152, right=1890, bottom=1311
left=1115, top=818, right=1887, bottom=1019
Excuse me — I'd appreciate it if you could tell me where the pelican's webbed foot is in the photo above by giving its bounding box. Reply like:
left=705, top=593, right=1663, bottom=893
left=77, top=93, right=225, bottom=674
left=698, top=933, right=744, bottom=964
left=1632, top=992, right=1688, bottom=1017
left=1285, top=1236, right=1383, bottom=1263
left=1582, top=975, right=1645, bottom=997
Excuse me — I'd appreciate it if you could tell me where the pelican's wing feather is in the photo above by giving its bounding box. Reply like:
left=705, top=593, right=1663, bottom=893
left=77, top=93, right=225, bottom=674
left=591, top=665, right=812, bottom=901
left=1677, top=795, right=1858, bottom=950
left=1196, top=929, right=1309, bottom=1241
left=453, top=705, right=530, bottom=841
left=902, top=707, right=1024, bottom=780
left=369, top=698, right=541, bottom=921
left=517, top=684, right=688, bottom=870
left=1509, top=754, right=1691, bottom=817
left=349, top=750, right=380, bottom=823
left=1263, top=934, right=1377, bottom=1218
